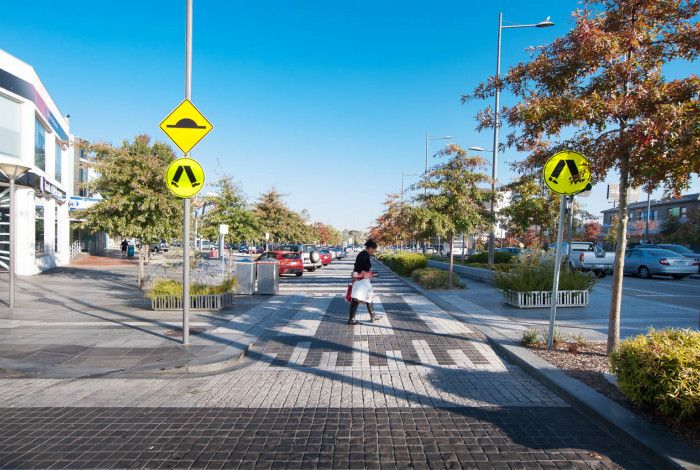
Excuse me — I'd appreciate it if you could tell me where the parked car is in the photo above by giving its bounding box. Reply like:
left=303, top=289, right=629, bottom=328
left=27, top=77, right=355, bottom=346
left=277, top=244, right=323, bottom=271
left=149, top=240, right=169, bottom=253
left=333, top=246, right=346, bottom=259
left=548, top=241, right=614, bottom=277
left=635, top=244, right=700, bottom=273
left=256, top=251, right=304, bottom=277
left=319, top=250, right=333, bottom=266
left=623, top=247, right=698, bottom=279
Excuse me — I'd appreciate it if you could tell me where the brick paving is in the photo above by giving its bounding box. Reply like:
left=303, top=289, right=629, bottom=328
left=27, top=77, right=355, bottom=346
left=0, top=256, right=652, bottom=468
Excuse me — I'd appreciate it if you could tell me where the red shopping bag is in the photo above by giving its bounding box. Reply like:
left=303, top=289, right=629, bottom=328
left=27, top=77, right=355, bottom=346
left=345, top=282, right=353, bottom=302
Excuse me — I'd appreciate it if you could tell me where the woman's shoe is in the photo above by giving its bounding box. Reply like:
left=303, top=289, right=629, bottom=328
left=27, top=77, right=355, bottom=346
left=347, top=320, right=360, bottom=325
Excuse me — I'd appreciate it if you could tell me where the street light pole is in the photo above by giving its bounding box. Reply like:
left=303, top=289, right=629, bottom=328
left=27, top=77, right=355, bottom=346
left=424, top=133, right=452, bottom=193
left=487, top=13, right=554, bottom=266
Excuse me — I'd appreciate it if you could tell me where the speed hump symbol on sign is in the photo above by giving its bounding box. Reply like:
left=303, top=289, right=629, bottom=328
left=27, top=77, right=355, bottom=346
left=543, top=150, right=592, bottom=195
left=166, top=158, right=205, bottom=198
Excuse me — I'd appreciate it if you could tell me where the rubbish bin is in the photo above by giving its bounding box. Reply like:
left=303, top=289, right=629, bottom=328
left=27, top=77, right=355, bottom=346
left=127, top=245, right=135, bottom=258
left=232, top=261, right=256, bottom=295
left=257, top=261, right=279, bottom=295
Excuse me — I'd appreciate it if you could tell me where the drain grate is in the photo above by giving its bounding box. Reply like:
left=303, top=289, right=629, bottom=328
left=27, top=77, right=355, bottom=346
left=164, top=328, right=206, bottom=337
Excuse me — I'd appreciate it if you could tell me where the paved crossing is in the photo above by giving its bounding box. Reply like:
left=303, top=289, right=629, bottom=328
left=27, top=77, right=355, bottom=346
left=0, top=252, right=650, bottom=469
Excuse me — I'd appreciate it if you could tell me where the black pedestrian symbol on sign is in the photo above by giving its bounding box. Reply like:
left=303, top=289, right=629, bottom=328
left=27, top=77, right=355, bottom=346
left=549, top=159, right=587, bottom=185
left=170, top=165, right=200, bottom=188
left=166, top=118, right=207, bottom=129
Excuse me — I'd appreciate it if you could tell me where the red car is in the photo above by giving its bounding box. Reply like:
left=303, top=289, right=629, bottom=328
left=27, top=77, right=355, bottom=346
left=319, top=250, right=333, bottom=266
left=256, top=251, right=304, bottom=277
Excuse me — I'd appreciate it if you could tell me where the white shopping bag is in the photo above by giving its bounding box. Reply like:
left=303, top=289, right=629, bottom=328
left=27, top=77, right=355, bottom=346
left=352, top=278, right=374, bottom=303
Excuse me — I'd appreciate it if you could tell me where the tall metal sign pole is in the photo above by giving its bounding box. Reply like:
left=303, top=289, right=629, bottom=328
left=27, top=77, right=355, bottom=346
left=542, top=150, right=592, bottom=350
left=182, top=0, right=193, bottom=345
left=160, top=0, right=212, bottom=345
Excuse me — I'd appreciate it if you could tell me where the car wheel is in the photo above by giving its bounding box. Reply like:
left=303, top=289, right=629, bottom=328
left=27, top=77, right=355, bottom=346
left=310, top=250, right=321, bottom=263
left=671, top=274, right=687, bottom=280
left=594, top=271, right=606, bottom=278
left=638, top=266, right=652, bottom=279
left=307, top=267, right=316, bottom=272
left=295, top=272, right=303, bottom=277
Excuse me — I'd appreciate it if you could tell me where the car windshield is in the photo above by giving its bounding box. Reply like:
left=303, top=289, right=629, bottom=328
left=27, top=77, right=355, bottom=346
left=661, top=245, right=694, bottom=255
left=644, top=249, right=682, bottom=258
left=571, top=243, right=594, bottom=251
left=278, top=244, right=301, bottom=252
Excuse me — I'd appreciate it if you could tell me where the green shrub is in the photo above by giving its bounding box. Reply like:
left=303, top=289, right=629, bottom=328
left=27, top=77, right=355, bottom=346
left=381, top=253, right=428, bottom=277
left=494, top=253, right=597, bottom=292
left=520, top=328, right=539, bottom=347
left=146, top=277, right=239, bottom=300
left=610, top=328, right=700, bottom=419
left=466, top=251, right=514, bottom=264
left=411, top=268, right=462, bottom=289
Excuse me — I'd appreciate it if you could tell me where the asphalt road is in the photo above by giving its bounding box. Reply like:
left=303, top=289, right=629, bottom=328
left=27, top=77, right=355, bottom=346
left=596, top=273, right=700, bottom=309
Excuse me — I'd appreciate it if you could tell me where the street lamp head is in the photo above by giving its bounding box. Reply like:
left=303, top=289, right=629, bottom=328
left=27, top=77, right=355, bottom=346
left=536, top=16, right=554, bottom=28
left=468, top=146, right=485, bottom=152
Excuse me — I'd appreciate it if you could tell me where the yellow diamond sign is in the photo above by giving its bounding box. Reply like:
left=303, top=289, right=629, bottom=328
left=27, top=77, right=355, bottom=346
left=543, top=150, right=592, bottom=195
left=166, top=157, right=205, bottom=198
left=159, top=99, right=213, bottom=154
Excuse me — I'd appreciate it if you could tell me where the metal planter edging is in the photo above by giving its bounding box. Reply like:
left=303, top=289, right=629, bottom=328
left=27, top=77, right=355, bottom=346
left=502, top=290, right=589, bottom=309
left=151, top=292, right=235, bottom=311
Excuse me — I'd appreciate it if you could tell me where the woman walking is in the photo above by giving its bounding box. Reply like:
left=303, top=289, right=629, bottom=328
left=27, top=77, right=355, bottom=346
left=348, top=239, right=379, bottom=325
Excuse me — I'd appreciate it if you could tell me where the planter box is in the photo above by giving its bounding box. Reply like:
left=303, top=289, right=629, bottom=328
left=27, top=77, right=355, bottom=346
left=426, top=260, right=495, bottom=284
left=502, top=290, right=589, bottom=309
left=151, top=292, right=235, bottom=311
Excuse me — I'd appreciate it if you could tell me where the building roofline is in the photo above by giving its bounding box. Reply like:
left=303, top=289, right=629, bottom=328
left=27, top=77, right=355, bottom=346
left=601, top=193, right=700, bottom=214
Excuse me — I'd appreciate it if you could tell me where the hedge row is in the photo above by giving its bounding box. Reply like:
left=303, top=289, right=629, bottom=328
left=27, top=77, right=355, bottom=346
left=610, top=328, right=700, bottom=419
left=378, top=253, right=428, bottom=277
left=411, top=268, right=462, bottom=289
left=465, top=251, right=514, bottom=264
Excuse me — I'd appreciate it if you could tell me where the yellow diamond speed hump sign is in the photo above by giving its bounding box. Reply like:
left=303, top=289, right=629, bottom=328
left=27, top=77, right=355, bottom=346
left=160, top=99, right=213, bottom=154
left=166, top=157, right=205, bottom=198
left=543, top=150, right=592, bottom=195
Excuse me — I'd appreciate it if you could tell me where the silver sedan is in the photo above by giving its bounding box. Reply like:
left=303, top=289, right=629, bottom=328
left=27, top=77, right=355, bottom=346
left=624, top=248, right=698, bottom=279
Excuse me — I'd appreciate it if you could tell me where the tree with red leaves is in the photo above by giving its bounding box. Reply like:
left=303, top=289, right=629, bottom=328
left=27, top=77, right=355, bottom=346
left=466, top=0, right=700, bottom=352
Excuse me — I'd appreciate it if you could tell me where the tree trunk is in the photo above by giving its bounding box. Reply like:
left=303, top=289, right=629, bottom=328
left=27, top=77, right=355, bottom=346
left=608, top=157, right=630, bottom=354
left=448, top=234, right=455, bottom=289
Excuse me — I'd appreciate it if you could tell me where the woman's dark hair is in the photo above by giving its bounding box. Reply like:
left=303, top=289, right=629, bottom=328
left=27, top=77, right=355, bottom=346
left=364, top=239, right=378, bottom=249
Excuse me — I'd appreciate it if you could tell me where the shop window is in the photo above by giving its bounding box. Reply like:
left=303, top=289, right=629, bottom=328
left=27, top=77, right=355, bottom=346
left=35, top=118, right=46, bottom=171
left=669, top=207, right=680, bottom=217
left=680, top=206, right=687, bottom=217
left=35, top=205, right=45, bottom=257
left=0, top=94, right=21, bottom=158
left=55, top=142, right=62, bottom=182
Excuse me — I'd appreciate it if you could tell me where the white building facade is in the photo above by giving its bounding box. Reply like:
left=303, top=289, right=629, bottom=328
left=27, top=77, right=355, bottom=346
left=0, top=49, right=74, bottom=275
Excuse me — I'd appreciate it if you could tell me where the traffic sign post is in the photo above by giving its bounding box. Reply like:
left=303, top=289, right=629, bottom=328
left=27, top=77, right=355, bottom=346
left=543, top=150, right=592, bottom=351
left=159, top=0, right=213, bottom=345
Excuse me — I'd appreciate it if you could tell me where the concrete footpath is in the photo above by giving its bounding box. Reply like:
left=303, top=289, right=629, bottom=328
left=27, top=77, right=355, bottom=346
left=390, top=267, right=700, bottom=470
left=0, top=256, right=304, bottom=378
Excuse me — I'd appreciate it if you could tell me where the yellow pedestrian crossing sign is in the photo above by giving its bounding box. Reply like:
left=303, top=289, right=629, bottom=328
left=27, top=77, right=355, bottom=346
left=166, top=157, right=205, bottom=198
left=159, top=99, right=213, bottom=154
left=543, top=150, right=592, bottom=195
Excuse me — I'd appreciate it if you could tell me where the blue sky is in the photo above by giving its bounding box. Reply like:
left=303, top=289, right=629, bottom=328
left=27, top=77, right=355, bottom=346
left=2, top=1, right=697, bottom=231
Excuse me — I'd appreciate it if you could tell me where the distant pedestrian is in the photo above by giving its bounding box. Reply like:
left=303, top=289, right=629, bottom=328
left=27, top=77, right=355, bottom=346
left=120, top=239, right=129, bottom=258
left=348, top=239, right=379, bottom=325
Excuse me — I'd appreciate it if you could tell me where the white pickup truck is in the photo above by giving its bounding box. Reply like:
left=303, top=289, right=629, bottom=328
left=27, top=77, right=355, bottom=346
left=548, top=242, right=615, bottom=278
